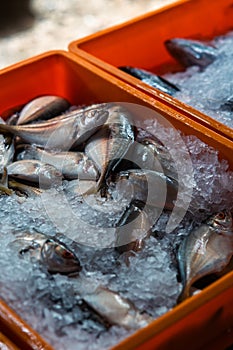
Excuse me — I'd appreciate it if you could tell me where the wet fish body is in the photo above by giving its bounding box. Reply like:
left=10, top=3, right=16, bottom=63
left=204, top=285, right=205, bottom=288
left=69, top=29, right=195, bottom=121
left=115, top=201, right=151, bottom=257
left=17, top=95, right=70, bottom=125
left=177, top=211, right=233, bottom=302
left=17, top=145, right=99, bottom=180
left=126, top=137, right=178, bottom=181
left=83, top=285, right=151, bottom=329
left=115, top=169, right=178, bottom=211
left=165, top=38, right=218, bottom=69
left=40, top=238, right=82, bottom=274
left=85, top=105, right=134, bottom=191
left=7, top=160, right=62, bottom=188
left=0, top=104, right=109, bottom=150
left=119, top=66, right=180, bottom=95
left=10, top=232, right=81, bottom=275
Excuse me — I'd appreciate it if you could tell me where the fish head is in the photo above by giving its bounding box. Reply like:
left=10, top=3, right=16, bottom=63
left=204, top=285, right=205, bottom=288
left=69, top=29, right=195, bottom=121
left=165, top=38, right=217, bottom=68
left=40, top=239, right=82, bottom=275
left=80, top=107, right=109, bottom=130
left=208, top=210, right=233, bottom=235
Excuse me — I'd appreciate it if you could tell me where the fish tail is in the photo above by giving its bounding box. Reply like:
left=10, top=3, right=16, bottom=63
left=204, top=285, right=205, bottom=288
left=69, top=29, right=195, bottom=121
left=0, top=123, right=15, bottom=136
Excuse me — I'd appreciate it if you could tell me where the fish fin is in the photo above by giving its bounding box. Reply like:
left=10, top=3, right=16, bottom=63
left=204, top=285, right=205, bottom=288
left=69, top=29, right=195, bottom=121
left=0, top=123, right=15, bottom=136
left=0, top=167, right=13, bottom=195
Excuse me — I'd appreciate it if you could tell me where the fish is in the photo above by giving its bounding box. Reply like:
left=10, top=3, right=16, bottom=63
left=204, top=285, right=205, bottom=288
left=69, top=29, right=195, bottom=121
left=0, top=104, right=109, bottom=150
left=177, top=211, right=233, bottom=303
left=126, top=137, right=178, bottom=181
left=82, top=284, right=152, bottom=329
left=16, top=145, right=99, bottom=180
left=85, top=104, right=134, bottom=193
left=114, top=169, right=178, bottom=211
left=119, top=66, right=180, bottom=95
left=7, top=160, right=62, bottom=188
left=164, top=38, right=218, bottom=69
left=17, top=95, right=70, bottom=125
left=9, top=232, right=82, bottom=275
left=40, top=238, right=82, bottom=274
left=115, top=201, right=151, bottom=262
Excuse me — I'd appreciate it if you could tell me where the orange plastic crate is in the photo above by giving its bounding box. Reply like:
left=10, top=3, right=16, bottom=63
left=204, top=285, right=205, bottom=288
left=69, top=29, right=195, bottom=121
left=0, top=50, right=233, bottom=350
left=69, top=0, right=233, bottom=142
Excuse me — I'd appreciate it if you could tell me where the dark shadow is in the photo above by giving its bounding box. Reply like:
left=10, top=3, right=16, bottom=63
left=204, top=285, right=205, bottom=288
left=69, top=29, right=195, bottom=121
left=0, top=0, right=35, bottom=36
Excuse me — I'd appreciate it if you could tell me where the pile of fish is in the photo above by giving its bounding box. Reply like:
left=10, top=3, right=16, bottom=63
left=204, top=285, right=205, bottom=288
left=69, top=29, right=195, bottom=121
left=0, top=95, right=233, bottom=345
left=119, top=31, right=233, bottom=127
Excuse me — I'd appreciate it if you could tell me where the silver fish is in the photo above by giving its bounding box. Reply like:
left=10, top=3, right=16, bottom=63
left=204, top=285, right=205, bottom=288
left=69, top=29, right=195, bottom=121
left=85, top=104, right=134, bottom=193
left=114, top=169, right=178, bottom=211
left=17, top=145, right=99, bottom=180
left=115, top=201, right=151, bottom=262
left=165, top=38, right=218, bottom=69
left=9, top=232, right=81, bottom=275
left=0, top=104, right=109, bottom=150
left=177, top=211, right=233, bottom=302
left=7, top=160, right=62, bottom=188
left=83, top=285, right=152, bottom=329
left=17, top=95, right=70, bottom=125
left=119, top=66, right=180, bottom=96
left=126, top=137, right=178, bottom=181
left=40, top=239, right=82, bottom=274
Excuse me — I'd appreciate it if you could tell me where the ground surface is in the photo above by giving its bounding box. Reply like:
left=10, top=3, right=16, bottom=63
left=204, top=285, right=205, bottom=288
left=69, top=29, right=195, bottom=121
left=0, top=0, right=173, bottom=70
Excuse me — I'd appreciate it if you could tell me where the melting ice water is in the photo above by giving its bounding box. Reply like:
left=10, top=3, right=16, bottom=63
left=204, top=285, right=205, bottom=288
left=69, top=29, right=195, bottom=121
left=164, top=31, right=233, bottom=128
left=0, top=119, right=233, bottom=350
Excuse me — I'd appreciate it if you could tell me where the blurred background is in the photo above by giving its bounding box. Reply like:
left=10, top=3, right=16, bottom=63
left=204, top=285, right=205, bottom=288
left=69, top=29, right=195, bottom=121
left=0, top=0, right=173, bottom=69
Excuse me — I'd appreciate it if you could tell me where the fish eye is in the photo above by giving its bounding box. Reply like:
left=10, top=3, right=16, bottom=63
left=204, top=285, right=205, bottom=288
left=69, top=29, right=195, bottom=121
left=55, top=245, right=74, bottom=259
left=217, top=212, right=225, bottom=220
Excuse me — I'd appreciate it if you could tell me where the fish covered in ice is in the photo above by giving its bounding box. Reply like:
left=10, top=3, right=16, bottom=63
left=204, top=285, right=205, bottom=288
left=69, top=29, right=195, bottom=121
left=7, top=159, right=62, bottom=188
left=10, top=232, right=82, bottom=275
left=16, top=144, right=99, bottom=180
left=165, top=38, right=218, bottom=69
left=177, top=211, right=233, bottom=302
left=119, top=66, right=180, bottom=95
left=85, top=104, right=134, bottom=193
left=82, top=284, right=152, bottom=329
